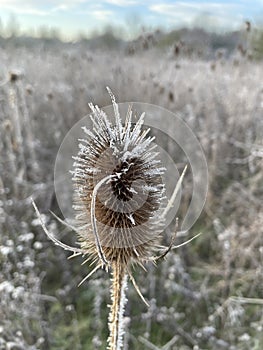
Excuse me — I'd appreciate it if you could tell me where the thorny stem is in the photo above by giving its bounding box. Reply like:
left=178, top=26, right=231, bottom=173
left=107, top=261, right=127, bottom=350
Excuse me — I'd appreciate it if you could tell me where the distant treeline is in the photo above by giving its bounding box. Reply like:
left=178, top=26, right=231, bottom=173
left=0, top=19, right=262, bottom=59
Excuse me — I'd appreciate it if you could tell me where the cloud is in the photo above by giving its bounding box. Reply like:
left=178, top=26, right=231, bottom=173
left=150, top=2, right=244, bottom=16
left=51, top=5, right=71, bottom=12
left=0, top=2, right=49, bottom=16
left=104, top=0, right=138, bottom=6
left=149, top=2, right=248, bottom=28
left=0, top=0, right=41, bottom=6
left=90, top=10, right=114, bottom=21
left=0, top=0, right=91, bottom=15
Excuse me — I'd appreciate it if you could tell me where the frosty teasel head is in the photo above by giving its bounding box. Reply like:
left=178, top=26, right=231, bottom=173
left=31, top=87, right=206, bottom=350
left=71, top=88, right=166, bottom=266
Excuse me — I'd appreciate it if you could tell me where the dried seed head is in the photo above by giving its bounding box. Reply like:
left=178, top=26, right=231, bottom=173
left=9, top=70, right=23, bottom=83
left=72, top=90, right=166, bottom=266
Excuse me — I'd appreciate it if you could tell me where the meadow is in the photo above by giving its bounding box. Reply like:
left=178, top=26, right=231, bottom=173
left=0, top=31, right=262, bottom=349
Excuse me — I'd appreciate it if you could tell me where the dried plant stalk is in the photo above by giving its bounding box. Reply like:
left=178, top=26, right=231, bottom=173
left=32, top=88, right=201, bottom=350
left=107, top=260, right=127, bottom=350
left=71, top=88, right=167, bottom=348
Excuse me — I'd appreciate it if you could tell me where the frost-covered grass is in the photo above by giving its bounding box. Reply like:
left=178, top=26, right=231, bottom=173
left=0, top=43, right=262, bottom=349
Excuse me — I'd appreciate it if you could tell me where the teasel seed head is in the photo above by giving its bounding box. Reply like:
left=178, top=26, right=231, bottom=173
left=72, top=88, right=166, bottom=268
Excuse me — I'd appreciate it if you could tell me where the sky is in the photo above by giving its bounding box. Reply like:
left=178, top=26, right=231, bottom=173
left=0, top=0, right=263, bottom=39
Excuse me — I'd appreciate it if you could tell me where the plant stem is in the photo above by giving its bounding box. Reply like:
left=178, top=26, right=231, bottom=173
left=107, top=260, right=127, bottom=350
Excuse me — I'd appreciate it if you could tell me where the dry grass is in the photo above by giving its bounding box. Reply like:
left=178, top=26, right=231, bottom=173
left=0, top=42, right=262, bottom=349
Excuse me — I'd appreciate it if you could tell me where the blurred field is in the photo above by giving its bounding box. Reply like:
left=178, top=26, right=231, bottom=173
left=0, top=30, right=263, bottom=350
